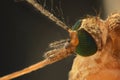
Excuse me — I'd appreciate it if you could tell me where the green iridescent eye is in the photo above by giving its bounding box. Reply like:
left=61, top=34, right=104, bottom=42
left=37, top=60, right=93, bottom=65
left=75, top=29, right=97, bottom=56
left=72, top=20, right=82, bottom=30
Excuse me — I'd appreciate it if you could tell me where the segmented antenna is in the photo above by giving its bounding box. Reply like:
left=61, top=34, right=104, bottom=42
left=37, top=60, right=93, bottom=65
left=26, top=0, right=70, bottom=30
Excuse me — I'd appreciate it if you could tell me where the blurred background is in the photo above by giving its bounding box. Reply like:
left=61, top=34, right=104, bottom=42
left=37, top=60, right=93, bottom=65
left=1, top=0, right=120, bottom=80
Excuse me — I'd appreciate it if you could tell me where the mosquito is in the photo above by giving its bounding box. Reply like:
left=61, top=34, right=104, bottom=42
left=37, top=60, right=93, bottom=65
left=0, top=0, right=104, bottom=80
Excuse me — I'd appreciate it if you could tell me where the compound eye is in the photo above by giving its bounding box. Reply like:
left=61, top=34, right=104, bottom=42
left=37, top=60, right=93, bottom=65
left=76, top=29, right=97, bottom=56
left=72, top=19, right=82, bottom=30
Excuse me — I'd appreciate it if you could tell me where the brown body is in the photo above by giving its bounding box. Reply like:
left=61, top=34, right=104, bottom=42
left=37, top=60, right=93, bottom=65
left=69, top=13, right=120, bottom=80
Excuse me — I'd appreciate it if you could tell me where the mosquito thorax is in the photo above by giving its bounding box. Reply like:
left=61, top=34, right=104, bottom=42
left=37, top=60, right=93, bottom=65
left=72, top=17, right=102, bottom=56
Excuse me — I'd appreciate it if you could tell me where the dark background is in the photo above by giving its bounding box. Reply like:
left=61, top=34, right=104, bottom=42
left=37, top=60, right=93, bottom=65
left=1, top=0, right=103, bottom=80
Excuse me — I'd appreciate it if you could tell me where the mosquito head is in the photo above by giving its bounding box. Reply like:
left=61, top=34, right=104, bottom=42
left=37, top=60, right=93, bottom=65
left=68, top=17, right=102, bottom=57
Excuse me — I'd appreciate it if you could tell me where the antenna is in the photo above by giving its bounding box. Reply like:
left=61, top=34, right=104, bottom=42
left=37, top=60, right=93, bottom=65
left=26, top=0, right=70, bottom=31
